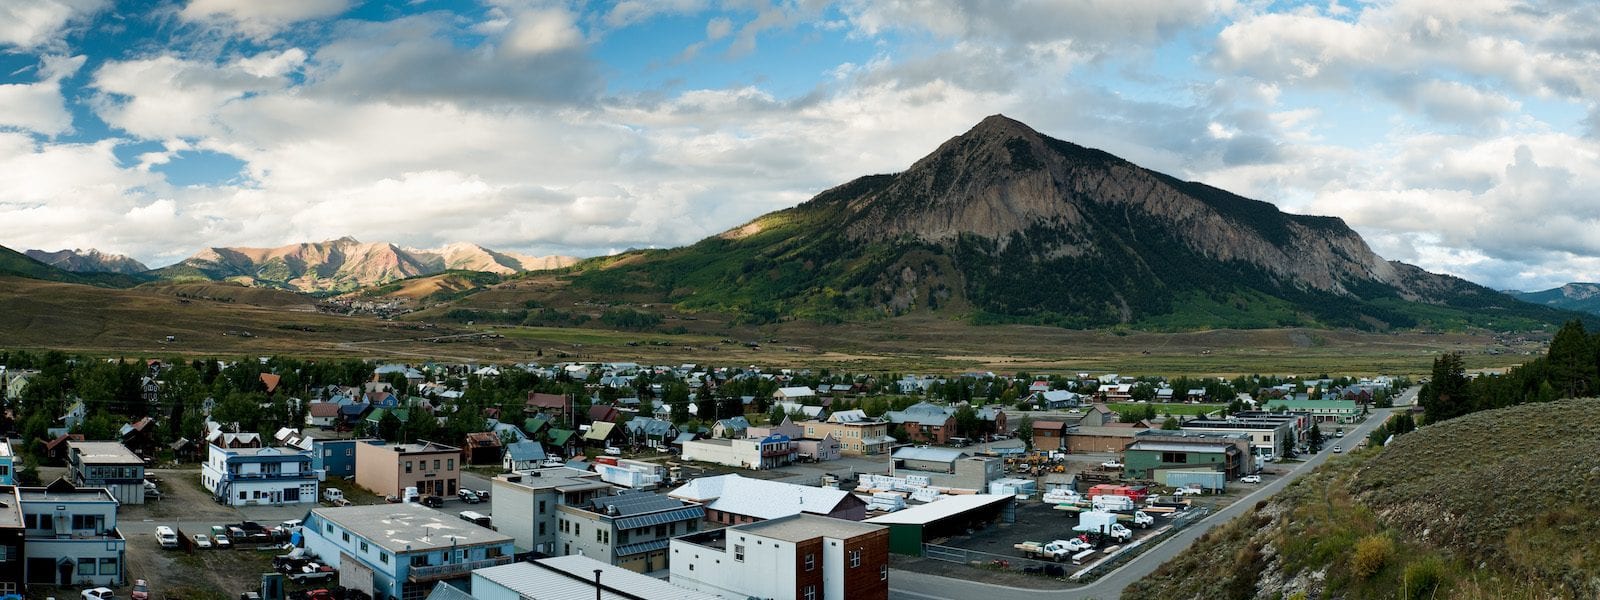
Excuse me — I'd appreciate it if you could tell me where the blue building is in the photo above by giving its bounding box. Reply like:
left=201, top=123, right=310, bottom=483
left=302, top=504, right=515, bottom=600
left=310, top=439, right=380, bottom=479
left=202, top=444, right=319, bottom=506
left=0, top=440, right=14, bottom=485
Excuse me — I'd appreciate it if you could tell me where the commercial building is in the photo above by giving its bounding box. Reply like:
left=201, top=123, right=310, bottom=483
left=66, top=441, right=145, bottom=505
left=1063, top=426, right=1142, bottom=454
left=20, top=479, right=125, bottom=587
left=355, top=441, right=461, bottom=499
left=301, top=503, right=515, bottom=600
left=865, top=495, right=1016, bottom=555
left=671, top=513, right=890, bottom=600
left=883, top=402, right=956, bottom=445
left=1122, top=430, right=1252, bottom=480
left=1181, top=417, right=1298, bottom=456
left=202, top=443, right=319, bottom=506
left=556, top=489, right=704, bottom=573
left=0, top=486, right=23, bottom=597
left=668, top=474, right=868, bottom=525
left=1262, top=398, right=1363, bottom=423
left=890, top=447, right=1002, bottom=492
left=680, top=434, right=796, bottom=470
left=468, top=555, right=719, bottom=600
left=490, top=468, right=615, bottom=554
left=801, top=412, right=893, bottom=456
left=1031, top=420, right=1068, bottom=451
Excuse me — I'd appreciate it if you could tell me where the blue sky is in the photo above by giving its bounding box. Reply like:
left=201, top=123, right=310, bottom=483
left=1, top=0, right=1598, bottom=292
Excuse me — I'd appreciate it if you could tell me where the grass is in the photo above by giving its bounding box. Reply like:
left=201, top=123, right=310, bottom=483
left=1124, top=398, right=1600, bottom=600
left=1107, top=402, right=1226, bottom=416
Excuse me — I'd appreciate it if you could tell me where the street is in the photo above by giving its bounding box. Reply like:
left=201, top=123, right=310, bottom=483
left=888, top=387, right=1418, bottom=600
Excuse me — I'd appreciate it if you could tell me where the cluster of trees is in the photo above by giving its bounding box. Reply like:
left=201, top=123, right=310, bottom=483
left=1419, top=319, right=1600, bottom=423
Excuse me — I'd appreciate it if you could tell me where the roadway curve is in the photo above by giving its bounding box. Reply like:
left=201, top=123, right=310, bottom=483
left=889, top=387, right=1417, bottom=600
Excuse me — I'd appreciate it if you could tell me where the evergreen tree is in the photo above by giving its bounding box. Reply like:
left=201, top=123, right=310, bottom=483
left=1419, top=353, right=1471, bottom=423
left=1546, top=320, right=1595, bottom=398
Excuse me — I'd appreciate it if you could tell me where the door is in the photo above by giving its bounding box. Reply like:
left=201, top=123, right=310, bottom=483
left=55, top=558, right=72, bottom=585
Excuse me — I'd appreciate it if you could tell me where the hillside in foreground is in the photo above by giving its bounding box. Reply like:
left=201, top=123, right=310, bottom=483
left=1125, top=398, right=1600, bottom=600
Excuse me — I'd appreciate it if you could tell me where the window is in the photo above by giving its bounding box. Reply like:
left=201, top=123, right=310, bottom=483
left=596, top=529, right=603, bottom=542
left=346, top=449, right=352, bottom=456
left=325, top=523, right=334, bottom=534
left=100, top=557, right=117, bottom=577
left=380, top=552, right=389, bottom=564
left=239, top=491, right=247, bottom=500
left=881, top=565, right=888, bottom=581
left=447, top=459, right=454, bottom=470
left=573, top=523, right=580, bottom=536
left=1159, top=452, right=1189, bottom=464
left=324, top=449, right=332, bottom=457
left=538, top=500, right=546, bottom=514
left=734, top=544, right=744, bottom=562
left=539, top=522, right=546, bottom=535
left=342, top=531, right=350, bottom=543
left=405, top=461, right=413, bottom=473
left=360, top=540, right=369, bottom=553
left=433, top=459, right=440, bottom=470
left=805, top=553, right=815, bottom=571
left=803, top=585, right=816, bottom=600
left=850, top=549, right=862, bottom=567
left=78, top=558, right=96, bottom=575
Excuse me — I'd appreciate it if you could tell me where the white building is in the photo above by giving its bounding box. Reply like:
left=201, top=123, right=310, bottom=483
left=201, top=443, right=319, bottom=506
left=467, top=555, right=718, bottom=600
left=680, top=434, right=796, bottom=471
left=670, top=513, right=889, bottom=600
left=21, top=479, right=127, bottom=587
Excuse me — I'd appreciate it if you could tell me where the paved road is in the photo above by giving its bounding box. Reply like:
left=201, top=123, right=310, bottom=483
left=889, top=387, right=1417, bottom=600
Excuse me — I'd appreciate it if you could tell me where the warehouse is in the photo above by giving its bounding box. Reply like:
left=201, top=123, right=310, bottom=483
left=864, top=494, right=1016, bottom=555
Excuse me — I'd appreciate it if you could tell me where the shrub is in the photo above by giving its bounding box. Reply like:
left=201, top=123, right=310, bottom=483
left=1350, top=533, right=1394, bottom=579
left=1402, top=556, right=1448, bottom=599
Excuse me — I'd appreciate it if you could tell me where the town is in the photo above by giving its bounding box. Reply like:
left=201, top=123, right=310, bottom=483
left=0, top=352, right=1412, bottom=600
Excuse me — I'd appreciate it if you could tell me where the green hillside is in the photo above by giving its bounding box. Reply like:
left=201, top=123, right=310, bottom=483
left=1125, top=398, right=1600, bottom=600
left=0, top=244, right=145, bottom=288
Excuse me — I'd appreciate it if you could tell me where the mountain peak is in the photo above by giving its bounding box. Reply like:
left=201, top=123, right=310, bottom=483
left=965, top=113, right=1039, bottom=139
left=23, top=248, right=149, bottom=274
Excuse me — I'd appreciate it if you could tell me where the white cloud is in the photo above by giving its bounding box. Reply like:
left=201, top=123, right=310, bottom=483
left=179, top=0, right=351, bottom=39
left=0, top=54, right=85, bottom=135
left=504, top=8, right=584, bottom=55
left=90, top=50, right=304, bottom=139
left=0, top=0, right=107, bottom=49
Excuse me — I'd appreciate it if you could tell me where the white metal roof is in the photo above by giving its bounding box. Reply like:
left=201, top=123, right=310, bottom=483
left=668, top=474, right=851, bottom=520
left=473, top=556, right=720, bottom=600
left=864, top=494, right=1014, bottom=525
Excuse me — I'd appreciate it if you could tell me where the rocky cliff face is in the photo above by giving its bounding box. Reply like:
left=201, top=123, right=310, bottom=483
left=24, top=248, right=149, bottom=275
left=159, top=237, right=576, bottom=293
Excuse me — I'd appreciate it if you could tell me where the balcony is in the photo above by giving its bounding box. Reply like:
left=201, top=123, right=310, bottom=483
left=406, top=555, right=513, bottom=582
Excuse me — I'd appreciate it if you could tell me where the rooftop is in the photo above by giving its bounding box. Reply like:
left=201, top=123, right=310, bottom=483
left=378, top=441, right=460, bottom=454
left=737, top=513, right=885, bottom=543
left=1127, top=441, right=1235, bottom=454
left=0, top=486, right=20, bottom=528
left=865, top=494, right=1014, bottom=526
left=20, top=479, right=117, bottom=503
left=668, top=474, right=853, bottom=520
left=473, top=556, right=719, bottom=600
left=309, top=503, right=512, bottom=554
left=892, top=446, right=967, bottom=463
left=495, top=468, right=609, bottom=493
left=68, top=441, right=144, bottom=464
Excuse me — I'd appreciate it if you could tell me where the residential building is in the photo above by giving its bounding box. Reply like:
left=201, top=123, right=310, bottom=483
left=802, top=413, right=893, bottom=456
left=671, top=513, right=890, bottom=600
left=469, top=555, right=720, bottom=600
left=491, top=468, right=615, bottom=554
left=623, top=417, right=676, bottom=449
left=556, top=489, right=704, bottom=573
left=526, top=392, right=572, bottom=425
left=890, top=447, right=1002, bottom=492
left=0, top=486, right=23, bottom=597
left=710, top=416, right=750, bottom=439
left=310, top=438, right=379, bottom=479
left=301, top=503, right=514, bottom=600
left=772, top=386, right=817, bottom=402
left=20, top=479, right=125, bottom=587
left=668, top=474, right=867, bottom=525
left=306, top=402, right=340, bottom=428
left=680, top=435, right=796, bottom=471
left=462, top=432, right=504, bottom=465
left=0, top=441, right=13, bottom=485
left=501, top=441, right=547, bottom=473
left=582, top=422, right=620, bottom=448
left=66, top=441, right=145, bottom=505
left=355, top=441, right=461, bottom=499
left=201, top=443, right=318, bottom=506
left=883, top=402, right=956, bottom=445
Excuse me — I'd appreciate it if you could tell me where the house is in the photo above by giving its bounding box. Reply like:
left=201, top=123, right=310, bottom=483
left=746, top=416, right=802, bottom=440
left=0, top=486, right=20, bottom=596
left=556, top=489, right=705, bottom=573
left=1098, top=383, right=1133, bottom=402
left=527, top=392, right=571, bottom=423
left=58, top=400, right=86, bottom=432
left=117, top=417, right=157, bottom=457
left=0, top=441, right=13, bottom=485
left=884, top=402, right=957, bottom=444
left=468, top=555, right=720, bottom=600
left=623, top=417, right=676, bottom=449
left=772, top=386, right=817, bottom=402
left=671, top=513, right=890, bottom=600
left=1031, top=420, right=1068, bottom=451
left=975, top=405, right=1007, bottom=437
left=1033, top=390, right=1081, bottom=409
left=373, top=364, right=426, bottom=388
left=259, top=373, right=281, bottom=394
left=207, top=431, right=262, bottom=449
left=201, top=443, right=318, bottom=506
left=545, top=428, right=577, bottom=455
left=681, top=435, right=796, bottom=471
left=710, top=416, right=750, bottom=439
left=795, top=434, right=841, bottom=462
left=462, top=432, right=504, bottom=466
left=502, top=441, right=547, bottom=472
left=490, top=468, right=615, bottom=554
left=306, top=402, right=340, bottom=428
left=802, top=413, right=893, bottom=456
left=309, top=438, right=379, bottom=479
left=337, top=402, right=371, bottom=429
left=66, top=441, right=145, bottom=505
left=582, top=422, right=621, bottom=448
left=522, top=415, right=551, bottom=439
left=40, top=433, right=82, bottom=462
left=301, top=504, right=514, bottom=600
left=668, top=474, right=868, bottom=524
left=354, top=441, right=461, bottom=499
left=21, top=479, right=126, bottom=587
left=891, top=447, right=1003, bottom=491
left=774, top=401, right=825, bottom=420
left=587, top=404, right=620, bottom=425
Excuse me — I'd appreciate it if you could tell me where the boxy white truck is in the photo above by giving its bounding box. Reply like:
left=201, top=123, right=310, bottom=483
left=1074, top=511, right=1134, bottom=542
left=1091, top=494, right=1135, bottom=512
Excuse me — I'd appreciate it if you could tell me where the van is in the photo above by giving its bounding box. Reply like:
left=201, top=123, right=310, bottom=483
left=403, top=486, right=420, bottom=504
left=155, top=526, right=179, bottom=549
left=322, top=488, right=344, bottom=503
left=458, top=511, right=492, bottom=528
left=948, top=437, right=971, bottom=447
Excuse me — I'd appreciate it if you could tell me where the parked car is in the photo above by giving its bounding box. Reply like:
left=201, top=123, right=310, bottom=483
left=421, top=495, right=445, bottom=508
left=155, top=526, right=179, bottom=549
left=131, top=579, right=150, bottom=600
left=82, top=587, right=116, bottom=600
left=1332, top=445, right=1343, bottom=453
left=193, top=534, right=212, bottom=548
left=384, top=494, right=401, bottom=503
left=458, top=489, right=481, bottom=504
left=603, top=447, right=622, bottom=456
left=1240, top=475, right=1262, bottom=484
left=213, top=534, right=232, bottom=549
left=540, top=457, right=565, bottom=468
left=474, top=489, right=491, bottom=500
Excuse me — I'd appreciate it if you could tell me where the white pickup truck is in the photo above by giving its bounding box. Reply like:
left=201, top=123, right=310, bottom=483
left=1014, top=538, right=1093, bottom=560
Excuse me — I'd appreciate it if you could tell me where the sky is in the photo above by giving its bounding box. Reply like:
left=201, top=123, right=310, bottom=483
left=1, top=0, right=1598, bottom=292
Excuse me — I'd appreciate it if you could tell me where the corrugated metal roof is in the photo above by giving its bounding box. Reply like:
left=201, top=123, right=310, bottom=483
left=865, top=494, right=1014, bottom=525
left=668, top=474, right=851, bottom=520
left=613, top=537, right=672, bottom=557
left=892, top=446, right=967, bottom=463
left=474, top=557, right=720, bottom=600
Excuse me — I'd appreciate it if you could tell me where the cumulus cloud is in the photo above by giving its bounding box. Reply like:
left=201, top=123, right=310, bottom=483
left=0, top=0, right=107, bottom=49
left=0, top=54, right=86, bottom=135
left=179, top=0, right=352, bottom=39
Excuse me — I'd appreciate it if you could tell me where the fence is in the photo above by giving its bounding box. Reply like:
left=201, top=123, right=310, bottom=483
left=919, top=505, right=1213, bottom=581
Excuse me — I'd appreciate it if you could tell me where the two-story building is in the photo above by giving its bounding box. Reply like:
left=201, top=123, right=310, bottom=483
left=0, top=486, right=24, bottom=597
left=309, top=438, right=380, bottom=480
left=0, top=440, right=14, bottom=485
left=355, top=441, right=461, bottom=499
left=556, top=489, right=704, bottom=573
left=66, top=441, right=144, bottom=505
left=680, top=434, right=796, bottom=470
left=670, top=513, right=890, bottom=600
left=201, top=443, right=319, bottom=506
left=884, top=402, right=957, bottom=445
left=668, top=474, right=868, bottom=525
left=20, top=479, right=125, bottom=587
left=1181, top=416, right=1299, bottom=457
left=490, top=468, right=615, bottom=554
left=802, top=412, right=893, bottom=456
left=301, top=504, right=514, bottom=600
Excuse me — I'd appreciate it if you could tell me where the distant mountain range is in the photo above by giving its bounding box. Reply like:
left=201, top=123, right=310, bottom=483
left=1508, top=283, right=1600, bottom=316
left=150, top=237, right=577, bottom=293
left=555, top=114, right=1583, bottom=331
left=24, top=248, right=149, bottom=274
